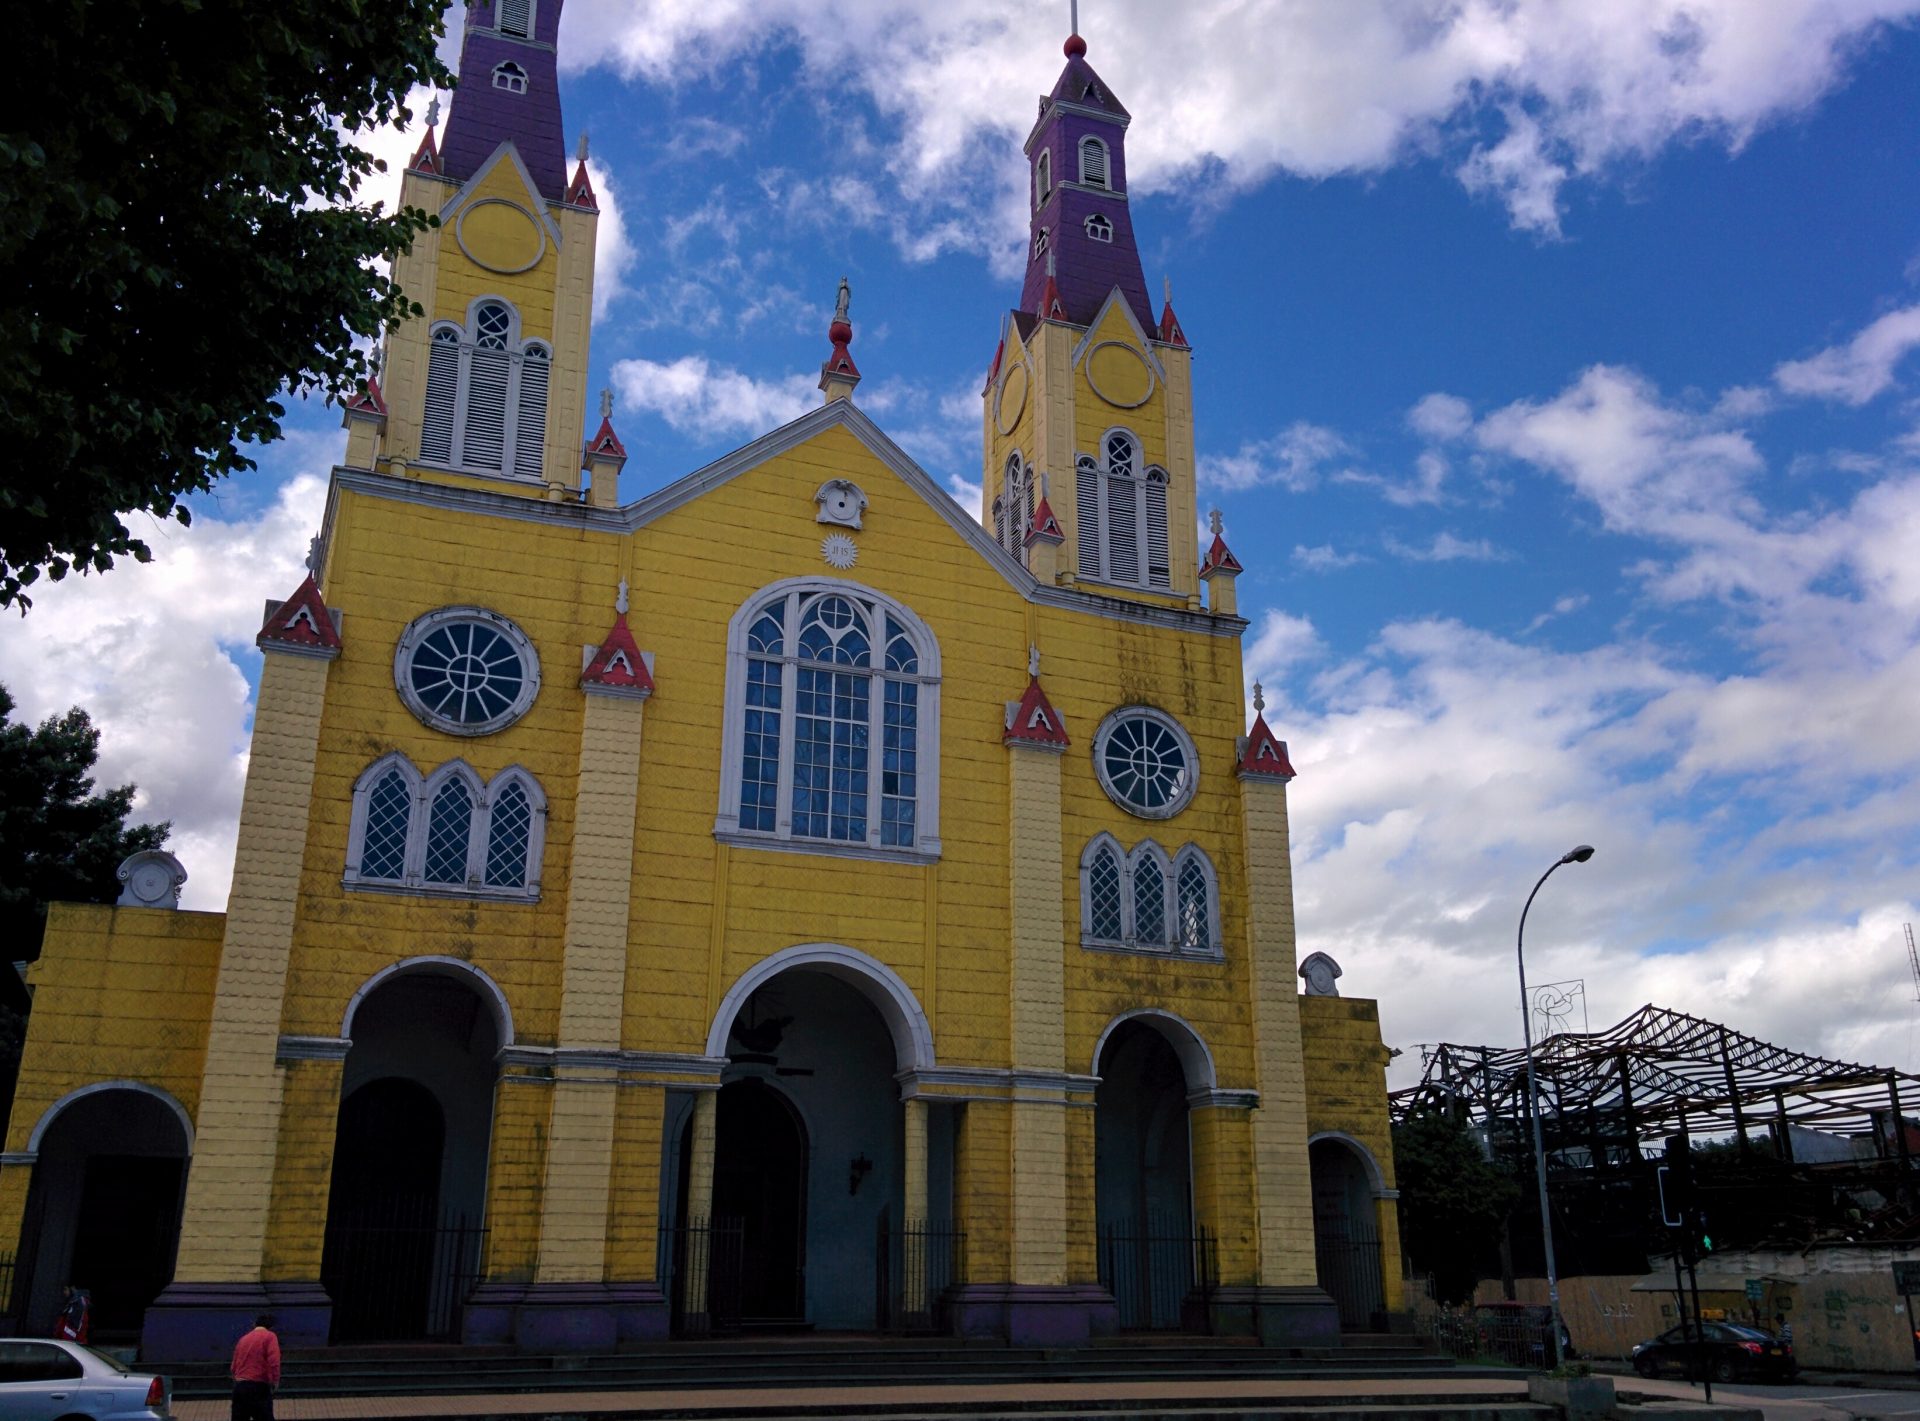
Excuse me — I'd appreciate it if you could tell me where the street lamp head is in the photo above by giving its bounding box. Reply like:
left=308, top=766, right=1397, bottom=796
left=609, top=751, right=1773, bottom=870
left=1562, top=844, right=1595, bottom=864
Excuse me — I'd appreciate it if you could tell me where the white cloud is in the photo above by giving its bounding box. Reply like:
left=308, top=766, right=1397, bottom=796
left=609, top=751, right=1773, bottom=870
left=1384, top=531, right=1507, bottom=562
left=585, top=159, right=636, bottom=321
left=561, top=0, right=1920, bottom=241
left=1774, top=303, right=1920, bottom=405
left=1409, top=392, right=1474, bottom=442
left=1294, top=544, right=1369, bottom=572
left=611, top=355, right=818, bottom=438
left=0, top=471, right=328, bottom=911
left=1200, top=422, right=1352, bottom=492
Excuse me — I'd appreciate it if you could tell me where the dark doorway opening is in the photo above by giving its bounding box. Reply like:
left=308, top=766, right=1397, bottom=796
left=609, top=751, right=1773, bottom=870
left=69, top=1156, right=183, bottom=1335
left=1310, top=1137, right=1384, bottom=1331
left=713, top=1078, right=808, bottom=1326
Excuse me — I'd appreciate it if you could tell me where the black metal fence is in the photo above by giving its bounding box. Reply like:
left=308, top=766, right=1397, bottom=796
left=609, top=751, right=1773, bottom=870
left=874, top=1211, right=964, bottom=1333
left=1315, top=1228, right=1385, bottom=1330
left=0, top=1253, right=14, bottom=1328
left=659, top=1215, right=744, bottom=1337
left=320, top=1211, right=485, bottom=1343
left=1099, top=1219, right=1218, bottom=1331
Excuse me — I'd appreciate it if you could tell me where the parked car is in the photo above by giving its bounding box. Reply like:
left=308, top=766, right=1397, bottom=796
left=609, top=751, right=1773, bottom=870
left=0, top=1337, right=171, bottom=1418
left=1630, top=1320, right=1798, bottom=1383
left=1472, top=1301, right=1578, bottom=1367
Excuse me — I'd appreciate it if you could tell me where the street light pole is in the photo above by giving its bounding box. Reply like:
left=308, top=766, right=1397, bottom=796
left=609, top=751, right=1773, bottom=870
left=1518, top=844, right=1594, bottom=1371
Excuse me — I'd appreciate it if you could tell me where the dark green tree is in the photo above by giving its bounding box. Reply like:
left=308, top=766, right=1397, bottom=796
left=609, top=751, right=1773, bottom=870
left=0, top=685, right=170, bottom=1118
left=0, top=0, right=454, bottom=607
left=1394, top=1103, right=1521, bottom=1304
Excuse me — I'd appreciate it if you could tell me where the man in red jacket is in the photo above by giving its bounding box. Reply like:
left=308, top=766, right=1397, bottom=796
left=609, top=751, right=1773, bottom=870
left=230, top=1313, right=281, bottom=1421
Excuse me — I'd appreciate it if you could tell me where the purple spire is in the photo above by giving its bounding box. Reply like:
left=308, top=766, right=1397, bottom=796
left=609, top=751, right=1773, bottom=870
left=439, top=0, right=569, bottom=203
left=1017, top=33, right=1154, bottom=332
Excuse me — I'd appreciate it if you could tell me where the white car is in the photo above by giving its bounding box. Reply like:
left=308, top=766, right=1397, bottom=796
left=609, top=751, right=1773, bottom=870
left=0, top=1338, right=170, bottom=1419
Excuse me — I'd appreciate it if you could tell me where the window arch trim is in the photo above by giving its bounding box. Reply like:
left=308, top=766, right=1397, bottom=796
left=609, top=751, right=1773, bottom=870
left=344, top=752, right=546, bottom=900
left=1079, top=136, right=1111, bottom=189
left=1079, top=835, right=1221, bottom=958
left=715, top=576, right=943, bottom=862
left=492, top=61, right=529, bottom=94
left=413, top=297, right=551, bottom=484
left=1074, top=427, right=1172, bottom=592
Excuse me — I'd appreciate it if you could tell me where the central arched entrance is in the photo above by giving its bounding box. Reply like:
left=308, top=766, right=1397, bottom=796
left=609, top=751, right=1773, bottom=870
left=713, top=1078, right=809, bottom=1322
left=1310, top=1135, right=1386, bottom=1331
left=1095, top=1015, right=1203, bottom=1331
left=321, top=963, right=503, bottom=1342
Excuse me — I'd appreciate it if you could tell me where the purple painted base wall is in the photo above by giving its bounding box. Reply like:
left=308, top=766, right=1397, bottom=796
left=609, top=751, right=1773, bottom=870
left=464, top=1280, right=668, bottom=1350
left=141, top=1281, right=332, bottom=1363
left=948, top=1282, right=1119, bottom=1346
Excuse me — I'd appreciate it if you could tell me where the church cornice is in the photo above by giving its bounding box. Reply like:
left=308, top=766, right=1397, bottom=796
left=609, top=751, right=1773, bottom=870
left=1024, top=98, right=1132, bottom=152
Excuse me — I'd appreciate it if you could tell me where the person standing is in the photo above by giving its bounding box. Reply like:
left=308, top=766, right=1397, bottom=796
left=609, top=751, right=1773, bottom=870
left=54, top=1284, right=89, bottom=1342
left=1775, top=1312, right=1794, bottom=1348
left=230, top=1313, right=281, bottom=1421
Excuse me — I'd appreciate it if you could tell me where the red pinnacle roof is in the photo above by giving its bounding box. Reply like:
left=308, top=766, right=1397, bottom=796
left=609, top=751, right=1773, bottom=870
left=258, top=574, right=341, bottom=654
left=585, top=416, right=627, bottom=460
left=565, top=158, right=598, bottom=210
left=580, top=613, right=654, bottom=696
left=1238, top=713, right=1296, bottom=780
left=1200, top=533, right=1243, bottom=577
left=1038, top=272, right=1067, bottom=321
left=1026, top=496, right=1065, bottom=544
left=345, top=374, right=387, bottom=417
left=1005, top=676, right=1070, bottom=749
left=409, top=125, right=440, bottom=175
left=1159, top=300, right=1188, bottom=348
left=985, top=338, right=1005, bottom=389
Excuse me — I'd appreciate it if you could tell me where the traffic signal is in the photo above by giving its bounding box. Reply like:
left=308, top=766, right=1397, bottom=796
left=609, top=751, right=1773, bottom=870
left=1695, top=1211, right=1714, bottom=1256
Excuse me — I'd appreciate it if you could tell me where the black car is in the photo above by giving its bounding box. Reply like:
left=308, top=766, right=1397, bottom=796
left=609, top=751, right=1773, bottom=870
left=1631, top=1321, right=1798, bottom=1382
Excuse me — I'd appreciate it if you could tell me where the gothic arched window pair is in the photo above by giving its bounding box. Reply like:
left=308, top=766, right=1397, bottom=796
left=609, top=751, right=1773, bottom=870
left=346, top=755, right=546, bottom=899
left=420, top=299, right=551, bottom=483
left=1081, top=835, right=1220, bottom=956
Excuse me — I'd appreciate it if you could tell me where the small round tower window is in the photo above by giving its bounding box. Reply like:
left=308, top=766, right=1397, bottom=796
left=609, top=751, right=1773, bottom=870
left=1093, top=707, right=1197, bottom=819
left=395, top=607, right=541, bottom=736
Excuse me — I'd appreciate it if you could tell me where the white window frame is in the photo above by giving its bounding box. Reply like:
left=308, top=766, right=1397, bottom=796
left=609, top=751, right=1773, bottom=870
left=1079, top=834, right=1221, bottom=958
left=417, top=299, right=550, bottom=482
left=492, top=61, right=529, bottom=94
left=1091, top=704, right=1199, bottom=820
left=344, top=753, right=547, bottom=901
left=393, top=604, right=542, bottom=737
left=1084, top=213, right=1114, bottom=243
left=497, top=0, right=534, bottom=39
left=995, top=452, right=1033, bottom=561
left=1073, top=429, right=1173, bottom=591
left=1079, top=136, right=1111, bottom=189
left=1035, top=148, right=1052, bottom=208
left=1033, top=227, right=1049, bottom=262
left=714, top=576, right=942, bottom=862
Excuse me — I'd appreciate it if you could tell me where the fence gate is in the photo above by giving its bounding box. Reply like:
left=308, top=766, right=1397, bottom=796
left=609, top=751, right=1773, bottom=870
left=660, top=1216, right=744, bottom=1337
left=1099, top=1218, right=1218, bottom=1331
left=1313, top=1221, right=1384, bottom=1331
left=320, top=1208, right=485, bottom=1344
left=874, top=1208, right=964, bottom=1333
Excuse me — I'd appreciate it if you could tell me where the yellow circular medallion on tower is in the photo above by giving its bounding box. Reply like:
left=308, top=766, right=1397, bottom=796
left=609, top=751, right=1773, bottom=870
left=456, top=198, right=547, bottom=275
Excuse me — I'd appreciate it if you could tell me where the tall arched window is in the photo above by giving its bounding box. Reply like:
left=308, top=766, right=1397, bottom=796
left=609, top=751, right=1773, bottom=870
left=994, top=452, right=1034, bottom=561
left=1079, top=136, right=1110, bottom=188
left=1075, top=430, right=1172, bottom=590
left=345, top=755, right=547, bottom=899
left=417, top=300, right=550, bottom=482
left=717, top=579, right=941, bottom=858
left=1081, top=836, right=1219, bottom=956
left=1035, top=149, right=1053, bottom=208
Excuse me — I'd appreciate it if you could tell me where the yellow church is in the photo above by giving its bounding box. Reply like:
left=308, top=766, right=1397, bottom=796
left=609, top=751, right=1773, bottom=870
left=1, top=2, right=1405, bottom=1359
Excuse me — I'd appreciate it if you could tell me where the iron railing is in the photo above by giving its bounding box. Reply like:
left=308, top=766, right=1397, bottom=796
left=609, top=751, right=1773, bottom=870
left=1099, top=1219, right=1218, bottom=1331
left=320, top=1209, right=485, bottom=1344
left=660, top=1216, right=744, bottom=1337
left=1315, top=1228, right=1385, bottom=1330
left=874, top=1210, right=964, bottom=1333
left=0, top=1253, right=14, bottom=1327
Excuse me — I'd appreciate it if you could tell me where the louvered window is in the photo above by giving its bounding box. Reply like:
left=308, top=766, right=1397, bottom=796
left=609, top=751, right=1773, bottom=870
left=1145, top=470, right=1170, bottom=589
left=1036, top=149, right=1052, bottom=207
left=1105, top=432, right=1139, bottom=584
left=1075, top=454, right=1101, bottom=578
left=1079, top=137, right=1109, bottom=189
left=421, top=329, right=459, bottom=463
left=512, top=344, right=549, bottom=480
left=1001, top=454, right=1031, bottom=559
left=498, top=0, right=531, bottom=38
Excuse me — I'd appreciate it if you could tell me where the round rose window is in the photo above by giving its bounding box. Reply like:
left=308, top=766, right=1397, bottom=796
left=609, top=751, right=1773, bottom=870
left=1093, top=707, right=1197, bottom=819
left=394, top=607, right=540, bottom=736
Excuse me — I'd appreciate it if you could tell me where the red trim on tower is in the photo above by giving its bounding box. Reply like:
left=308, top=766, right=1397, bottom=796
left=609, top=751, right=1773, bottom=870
left=581, top=613, right=654, bottom=696
left=1038, top=273, right=1067, bottom=322
left=258, top=575, right=342, bottom=654
left=1025, top=496, right=1065, bottom=545
left=986, top=339, right=1005, bottom=388
left=409, top=126, right=441, bottom=175
left=585, top=416, right=627, bottom=461
left=1159, top=300, right=1189, bottom=348
left=1005, top=677, right=1070, bottom=749
left=1200, top=533, right=1243, bottom=577
left=1238, top=714, right=1296, bottom=780
left=565, top=158, right=598, bottom=210
left=345, top=375, right=388, bottom=418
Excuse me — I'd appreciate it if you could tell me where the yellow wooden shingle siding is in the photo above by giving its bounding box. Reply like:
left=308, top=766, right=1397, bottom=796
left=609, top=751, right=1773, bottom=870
left=1300, top=994, right=1407, bottom=1308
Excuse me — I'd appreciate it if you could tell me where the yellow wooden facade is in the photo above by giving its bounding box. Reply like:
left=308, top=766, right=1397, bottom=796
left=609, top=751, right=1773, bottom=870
left=0, top=4, right=1405, bottom=1358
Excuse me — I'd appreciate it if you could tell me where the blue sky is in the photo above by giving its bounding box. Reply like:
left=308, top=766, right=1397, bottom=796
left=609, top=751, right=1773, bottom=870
left=7, top=1, right=1920, bottom=1087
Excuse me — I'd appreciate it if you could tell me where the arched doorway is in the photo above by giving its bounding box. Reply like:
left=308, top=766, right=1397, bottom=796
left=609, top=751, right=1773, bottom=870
left=1095, top=1018, right=1197, bottom=1330
left=713, top=1078, right=808, bottom=1323
left=16, top=1085, right=191, bottom=1338
left=321, top=966, right=501, bottom=1342
left=1310, top=1135, right=1386, bottom=1330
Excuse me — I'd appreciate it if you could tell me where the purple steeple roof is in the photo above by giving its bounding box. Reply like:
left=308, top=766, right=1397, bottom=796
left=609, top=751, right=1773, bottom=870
left=439, top=0, right=569, bottom=203
left=1017, top=34, right=1154, bottom=333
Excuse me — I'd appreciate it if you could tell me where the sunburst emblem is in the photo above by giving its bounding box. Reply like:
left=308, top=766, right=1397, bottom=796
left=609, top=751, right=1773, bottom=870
left=821, top=533, right=858, bottom=569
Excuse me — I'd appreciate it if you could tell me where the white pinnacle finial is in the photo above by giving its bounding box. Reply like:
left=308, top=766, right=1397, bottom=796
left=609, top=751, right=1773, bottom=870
left=1209, top=508, right=1223, bottom=536
left=577, top=131, right=590, bottom=163
left=1253, top=682, right=1266, bottom=714
left=425, top=95, right=441, bottom=129
left=1164, top=276, right=1172, bottom=306
left=1028, top=644, right=1041, bottom=679
left=1046, top=251, right=1057, bottom=278
left=600, top=387, right=613, bottom=420
left=616, top=579, right=629, bottom=615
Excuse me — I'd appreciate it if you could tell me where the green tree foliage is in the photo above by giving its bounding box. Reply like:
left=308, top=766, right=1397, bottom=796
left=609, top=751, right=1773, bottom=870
left=1394, top=1103, right=1520, bottom=1304
left=0, top=0, right=454, bottom=607
left=0, top=685, right=169, bottom=1118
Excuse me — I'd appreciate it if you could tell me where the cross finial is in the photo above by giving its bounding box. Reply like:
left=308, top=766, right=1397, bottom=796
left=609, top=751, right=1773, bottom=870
left=425, top=95, right=441, bottom=129
left=577, top=131, right=589, bottom=163
left=1028, top=644, right=1041, bottom=679
left=615, top=579, right=629, bottom=615
left=1252, top=682, right=1266, bottom=714
left=1209, top=508, right=1223, bottom=536
left=600, top=387, right=613, bottom=419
